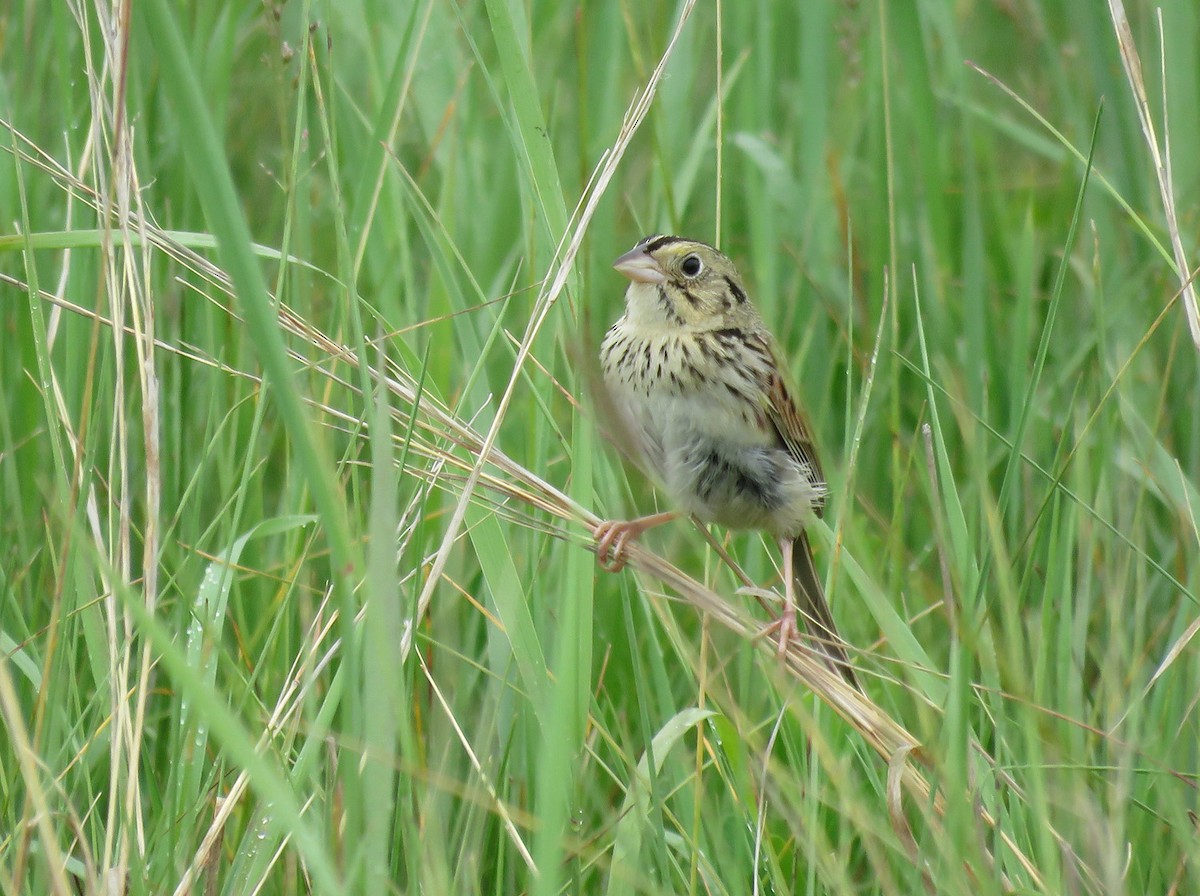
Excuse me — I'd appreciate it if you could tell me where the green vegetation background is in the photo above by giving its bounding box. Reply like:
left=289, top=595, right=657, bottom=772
left=1, top=1, right=1197, bottom=893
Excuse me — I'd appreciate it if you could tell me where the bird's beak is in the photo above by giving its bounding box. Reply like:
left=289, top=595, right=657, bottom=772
left=613, top=247, right=668, bottom=284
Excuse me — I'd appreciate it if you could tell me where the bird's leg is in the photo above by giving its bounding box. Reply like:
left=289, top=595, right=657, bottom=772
left=757, top=535, right=860, bottom=685
left=756, top=537, right=801, bottom=657
left=769, top=535, right=801, bottom=658
left=592, top=511, right=679, bottom=572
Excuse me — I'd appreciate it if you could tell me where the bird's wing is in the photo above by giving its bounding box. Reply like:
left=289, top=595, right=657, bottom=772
left=756, top=335, right=827, bottom=515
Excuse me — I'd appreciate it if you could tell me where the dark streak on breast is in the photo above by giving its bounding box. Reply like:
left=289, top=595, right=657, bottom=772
left=711, top=327, right=747, bottom=345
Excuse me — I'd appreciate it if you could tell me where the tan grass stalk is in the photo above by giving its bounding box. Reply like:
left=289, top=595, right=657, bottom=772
left=1106, top=2, right=1200, bottom=352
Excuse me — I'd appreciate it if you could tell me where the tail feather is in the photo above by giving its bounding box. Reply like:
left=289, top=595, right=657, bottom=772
left=791, top=531, right=859, bottom=688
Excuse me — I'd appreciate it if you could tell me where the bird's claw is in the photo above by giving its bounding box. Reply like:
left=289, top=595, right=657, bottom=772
left=758, top=604, right=800, bottom=659
left=594, top=520, right=635, bottom=572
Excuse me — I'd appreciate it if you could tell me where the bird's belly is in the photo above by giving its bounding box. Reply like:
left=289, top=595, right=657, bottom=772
left=622, top=390, right=819, bottom=537
left=664, top=431, right=819, bottom=535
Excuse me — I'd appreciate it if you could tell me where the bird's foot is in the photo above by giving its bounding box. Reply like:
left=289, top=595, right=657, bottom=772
left=757, top=603, right=800, bottom=659
left=592, top=512, right=678, bottom=572
left=593, top=520, right=641, bottom=572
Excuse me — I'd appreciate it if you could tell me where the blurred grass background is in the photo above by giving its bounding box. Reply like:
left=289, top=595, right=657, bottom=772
left=2, top=1, right=1198, bottom=893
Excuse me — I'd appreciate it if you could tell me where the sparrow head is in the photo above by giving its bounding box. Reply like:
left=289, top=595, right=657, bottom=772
left=613, top=235, right=752, bottom=328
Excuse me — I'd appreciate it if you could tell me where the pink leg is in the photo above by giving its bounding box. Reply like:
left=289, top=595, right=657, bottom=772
left=592, top=511, right=679, bottom=572
left=772, top=536, right=801, bottom=657
left=756, top=538, right=801, bottom=656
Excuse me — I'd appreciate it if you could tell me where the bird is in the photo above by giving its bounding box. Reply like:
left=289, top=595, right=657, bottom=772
left=593, top=234, right=858, bottom=687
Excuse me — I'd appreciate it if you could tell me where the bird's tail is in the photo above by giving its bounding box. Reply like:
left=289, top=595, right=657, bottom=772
left=791, top=531, right=859, bottom=688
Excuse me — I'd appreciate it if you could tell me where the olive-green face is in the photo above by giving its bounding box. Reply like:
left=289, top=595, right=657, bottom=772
left=613, top=235, right=751, bottom=326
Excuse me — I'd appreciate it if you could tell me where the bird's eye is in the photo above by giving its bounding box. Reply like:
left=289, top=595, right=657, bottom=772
left=680, top=254, right=703, bottom=278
